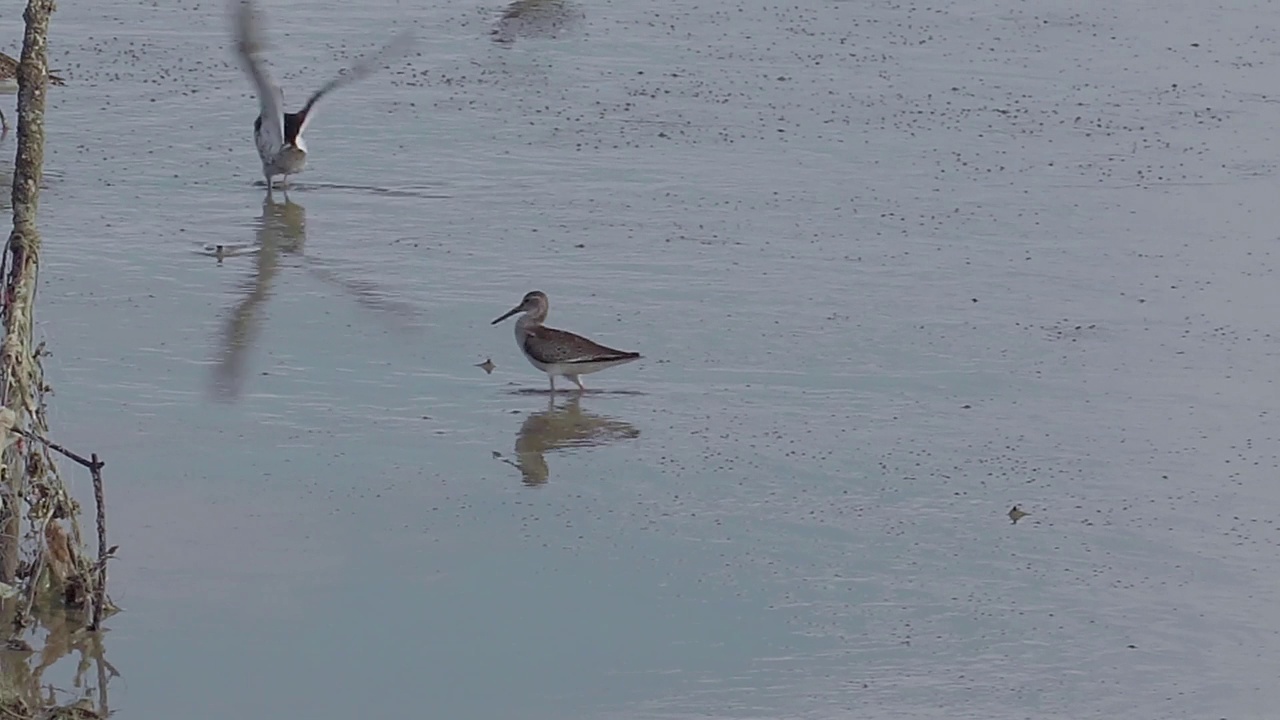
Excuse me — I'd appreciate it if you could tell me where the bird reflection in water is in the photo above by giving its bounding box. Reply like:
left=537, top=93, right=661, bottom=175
left=211, top=196, right=305, bottom=399
left=495, top=394, right=640, bottom=486
left=491, top=0, right=584, bottom=43
left=210, top=197, right=423, bottom=400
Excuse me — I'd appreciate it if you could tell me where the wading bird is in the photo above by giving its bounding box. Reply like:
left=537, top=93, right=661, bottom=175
left=230, top=0, right=413, bottom=195
left=491, top=291, right=642, bottom=393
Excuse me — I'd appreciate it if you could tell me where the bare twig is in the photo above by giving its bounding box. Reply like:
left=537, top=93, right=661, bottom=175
left=5, top=427, right=110, bottom=630
left=89, top=453, right=105, bottom=630
left=7, top=427, right=99, bottom=472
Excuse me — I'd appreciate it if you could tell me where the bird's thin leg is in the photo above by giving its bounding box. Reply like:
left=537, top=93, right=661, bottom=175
left=282, top=174, right=290, bottom=200
left=264, top=172, right=274, bottom=198
left=549, top=375, right=556, bottom=394
left=570, top=375, right=585, bottom=392
left=0, top=108, right=8, bottom=134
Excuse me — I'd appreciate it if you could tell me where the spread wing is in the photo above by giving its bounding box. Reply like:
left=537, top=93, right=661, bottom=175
left=231, top=0, right=284, bottom=160
left=0, top=53, right=18, bottom=80
left=523, top=325, right=640, bottom=366
left=286, top=29, right=416, bottom=144
left=0, top=52, right=63, bottom=87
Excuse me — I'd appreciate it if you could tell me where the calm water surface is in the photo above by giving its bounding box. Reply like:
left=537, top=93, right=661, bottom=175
left=5, top=0, right=1279, bottom=716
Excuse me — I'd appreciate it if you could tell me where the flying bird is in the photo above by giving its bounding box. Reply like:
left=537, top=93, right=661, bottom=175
left=230, top=0, right=414, bottom=195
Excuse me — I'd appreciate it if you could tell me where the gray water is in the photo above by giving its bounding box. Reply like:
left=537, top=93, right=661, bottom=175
left=6, top=0, right=1279, bottom=716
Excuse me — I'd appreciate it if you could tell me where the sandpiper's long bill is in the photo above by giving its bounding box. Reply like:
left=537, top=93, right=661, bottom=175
left=230, top=0, right=414, bottom=196
left=491, top=290, right=641, bottom=393
left=0, top=51, right=67, bottom=133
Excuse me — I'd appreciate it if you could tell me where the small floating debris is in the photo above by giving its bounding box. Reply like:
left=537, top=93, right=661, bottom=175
left=1009, top=505, right=1029, bottom=524
left=475, top=358, right=496, bottom=375
left=197, top=242, right=257, bottom=260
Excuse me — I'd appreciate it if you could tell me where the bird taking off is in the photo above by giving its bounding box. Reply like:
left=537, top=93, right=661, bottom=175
left=230, top=0, right=414, bottom=196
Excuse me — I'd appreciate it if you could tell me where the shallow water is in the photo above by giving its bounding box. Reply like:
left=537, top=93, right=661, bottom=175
left=6, top=0, right=1280, bottom=716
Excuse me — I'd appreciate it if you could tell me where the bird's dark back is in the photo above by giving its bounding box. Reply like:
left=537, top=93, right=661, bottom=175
left=253, top=112, right=306, bottom=147
left=283, top=111, right=306, bottom=145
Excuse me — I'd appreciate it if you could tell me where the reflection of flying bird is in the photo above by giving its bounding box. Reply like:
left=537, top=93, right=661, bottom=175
left=210, top=196, right=421, bottom=399
left=506, top=395, right=640, bottom=485
left=229, top=0, right=414, bottom=195
left=491, top=291, right=641, bottom=393
left=212, top=196, right=305, bottom=399
left=0, top=51, right=66, bottom=133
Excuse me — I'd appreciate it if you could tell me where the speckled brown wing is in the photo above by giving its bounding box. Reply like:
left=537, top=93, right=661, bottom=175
left=523, top=325, right=640, bottom=365
left=0, top=52, right=66, bottom=85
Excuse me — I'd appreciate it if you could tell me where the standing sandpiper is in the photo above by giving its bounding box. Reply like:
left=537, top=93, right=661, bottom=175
left=230, top=0, right=414, bottom=196
left=491, top=291, right=642, bottom=393
left=0, top=51, right=66, bottom=133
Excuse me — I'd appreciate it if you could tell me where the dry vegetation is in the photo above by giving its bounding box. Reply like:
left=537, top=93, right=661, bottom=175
left=0, top=1, right=115, bottom=717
